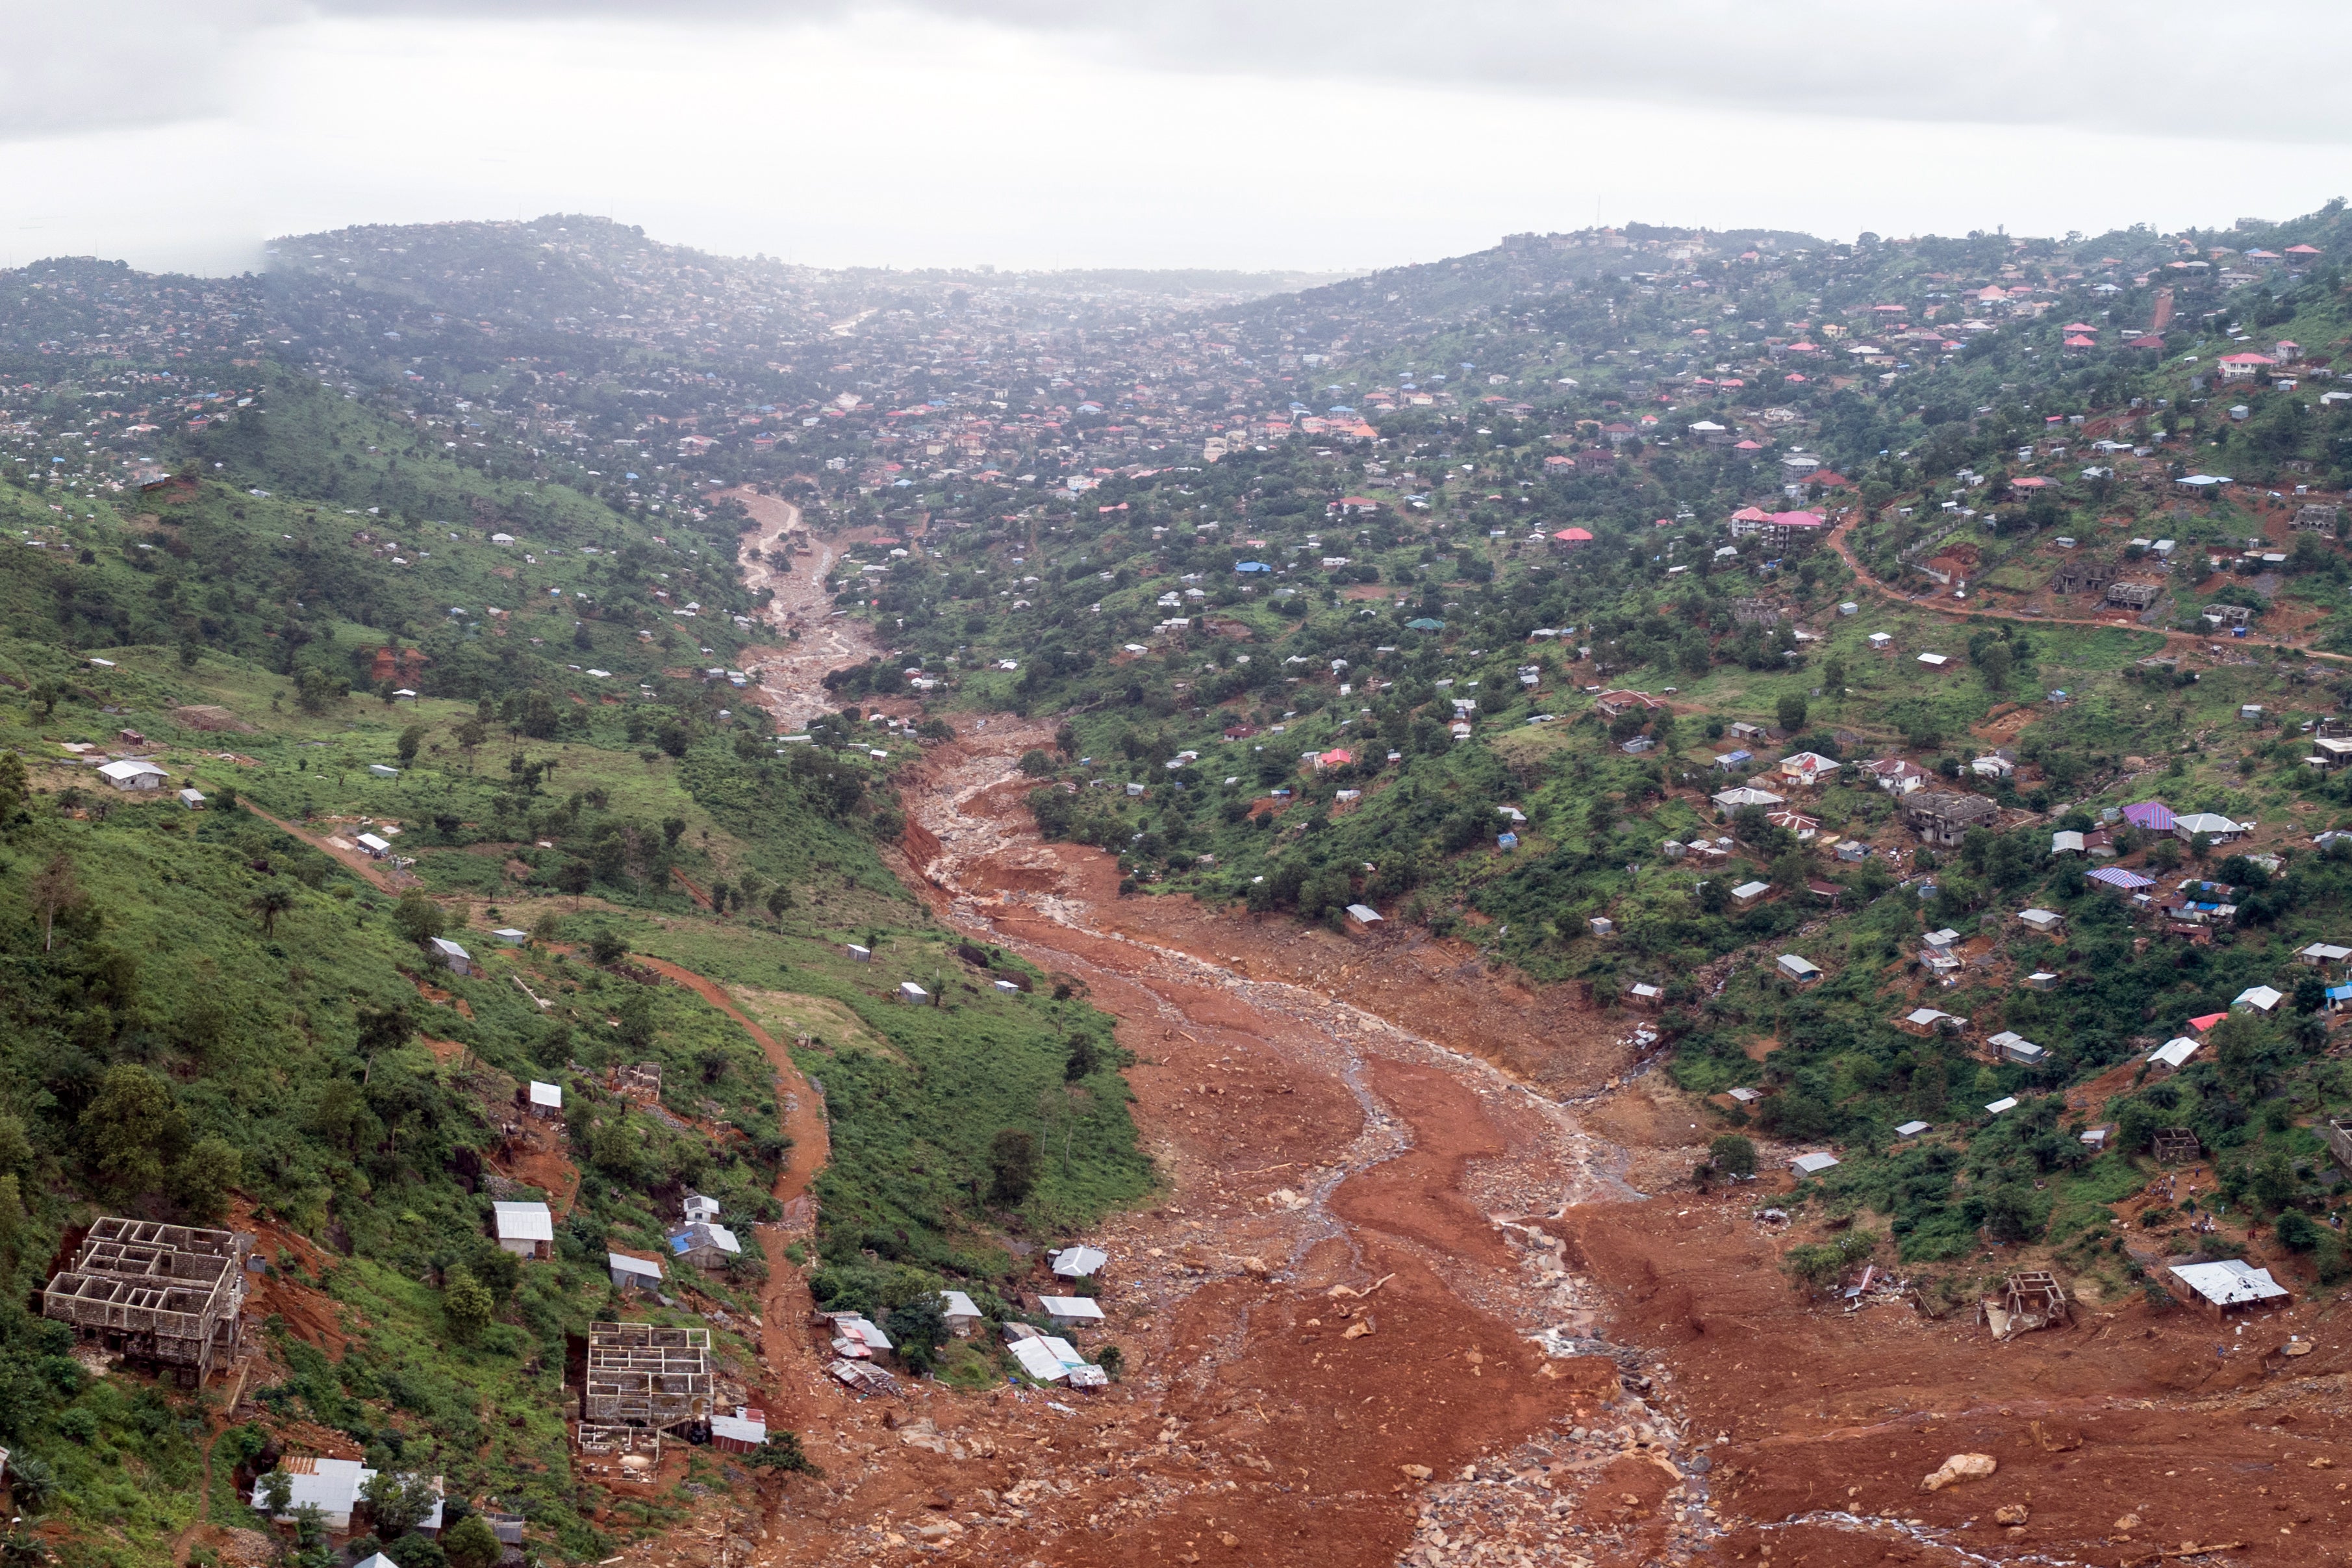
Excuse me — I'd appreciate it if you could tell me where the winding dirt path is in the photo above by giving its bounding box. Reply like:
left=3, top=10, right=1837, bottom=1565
left=1827, top=511, right=2352, bottom=664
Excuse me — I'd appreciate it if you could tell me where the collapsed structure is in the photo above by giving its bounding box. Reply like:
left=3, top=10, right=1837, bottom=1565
left=579, top=1321, right=712, bottom=1441
left=42, top=1218, right=249, bottom=1385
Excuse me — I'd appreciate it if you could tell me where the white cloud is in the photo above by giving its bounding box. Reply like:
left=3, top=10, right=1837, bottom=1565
left=0, top=5, right=2344, bottom=275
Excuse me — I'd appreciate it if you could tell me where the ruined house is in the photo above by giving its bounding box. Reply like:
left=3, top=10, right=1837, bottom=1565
left=42, top=1218, right=250, bottom=1385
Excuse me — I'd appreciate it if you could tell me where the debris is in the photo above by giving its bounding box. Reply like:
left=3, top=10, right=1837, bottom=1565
left=1921, top=1453, right=1997, bottom=1492
left=1995, top=1504, right=2030, bottom=1524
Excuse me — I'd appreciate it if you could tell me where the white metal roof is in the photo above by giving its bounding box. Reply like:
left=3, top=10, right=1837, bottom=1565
left=606, top=1251, right=663, bottom=1280
left=355, top=833, right=392, bottom=853
left=2235, top=985, right=2284, bottom=1011
left=428, top=937, right=470, bottom=960
left=672, top=1222, right=740, bottom=1256
left=1985, top=1096, right=2019, bottom=1115
left=1038, top=1294, right=1106, bottom=1321
left=1895, top=1120, right=1930, bottom=1137
left=2175, top=811, right=2242, bottom=835
left=1050, top=1246, right=1107, bottom=1278
left=254, top=1457, right=372, bottom=1519
left=1345, top=903, right=1384, bottom=923
left=2149, top=1038, right=2200, bottom=1069
left=2171, top=1258, right=2289, bottom=1307
left=1906, top=1007, right=1950, bottom=1026
left=1732, top=880, right=1771, bottom=899
left=710, top=1413, right=765, bottom=1444
left=528, top=1080, right=562, bottom=1108
left=1777, top=954, right=1819, bottom=975
left=939, top=1289, right=981, bottom=1319
left=1008, top=1336, right=1071, bottom=1380
left=1789, top=1152, right=1840, bottom=1174
left=96, top=757, right=168, bottom=781
left=2302, top=942, right=2352, bottom=961
left=494, top=1202, right=554, bottom=1242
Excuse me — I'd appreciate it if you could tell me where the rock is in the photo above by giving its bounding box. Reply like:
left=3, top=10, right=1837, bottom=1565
left=1343, top=1318, right=1374, bottom=1339
left=2312, top=1458, right=2336, bottom=1471
left=1921, top=1453, right=1997, bottom=1492
left=1218, top=1533, right=1239, bottom=1549
left=1995, top=1504, right=2030, bottom=1525
left=915, top=1521, right=963, bottom=1541
left=1400, top=1465, right=1433, bottom=1481
left=2114, top=1513, right=2141, bottom=1532
left=1240, top=1256, right=1271, bottom=1278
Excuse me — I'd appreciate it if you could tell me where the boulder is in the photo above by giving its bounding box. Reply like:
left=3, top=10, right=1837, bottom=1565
left=1921, top=1453, right=1997, bottom=1492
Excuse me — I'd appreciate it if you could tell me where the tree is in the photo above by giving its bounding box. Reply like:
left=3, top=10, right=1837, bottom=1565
left=987, top=1128, right=1037, bottom=1204
left=441, top=1265, right=494, bottom=1345
left=661, top=816, right=687, bottom=849
left=30, top=852, right=80, bottom=952
left=251, top=885, right=296, bottom=936
left=746, top=1432, right=824, bottom=1478
left=357, top=1001, right=414, bottom=1057
left=1065, top=1035, right=1102, bottom=1081
left=170, top=1135, right=241, bottom=1223
left=0, top=749, right=27, bottom=820
left=81, top=1064, right=188, bottom=1199
left=362, top=1471, right=444, bottom=1540
left=440, top=1515, right=501, bottom=1568
left=557, top=859, right=594, bottom=907
left=766, top=885, right=794, bottom=920
left=2277, top=1209, right=2322, bottom=1252
left=884, top=1296, right=948, bottom=1365
left=1977, top=640, right=2013, bottom=694
left=453, top=716, right=487, bottom=772
left=259, top=1468, right=295, bottom=1516
left=1018, top=749, right=1054, bottom=777
left=396, top=724, right=427, bottom=767
left=1708, top=1134, right=1757, bottom=1179
left=588, top=929, right=629, bottom=966
left=1775, top=692, right=1808, bottom=734
left=391, top=891, right=447, bottom=947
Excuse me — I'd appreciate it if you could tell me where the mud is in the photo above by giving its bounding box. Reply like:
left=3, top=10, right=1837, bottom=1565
left=607, top=511, right=2352, bottom=1568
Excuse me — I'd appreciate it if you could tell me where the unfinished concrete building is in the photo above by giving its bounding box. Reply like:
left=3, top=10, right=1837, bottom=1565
left=582, top=1322, right=712, bottom=1432
left=2154, top=1128, right=2202, bottom=1165
left=42, top=1219, right=249, bottom=1385
left=614, top=1062, right=663, bottom=1106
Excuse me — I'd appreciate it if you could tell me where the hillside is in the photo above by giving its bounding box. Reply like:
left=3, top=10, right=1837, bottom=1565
left=8, top=198, right=2352, bottom=1568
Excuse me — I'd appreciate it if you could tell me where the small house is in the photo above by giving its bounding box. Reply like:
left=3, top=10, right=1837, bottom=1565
left=492, top=928, right=529, bottom=946
left=709, top=1407, right=766, bottom=1455
left=846, top=943, right=872, bottom=963
left=1988, top=1031, right=2047, bottom=1066
left=527, top=1081, right=563, bottom=1120
left=1776, top=954, right=1821, bottom=984
left=2234, top=984, right=2283, bottom=1014
left=1789, top=1152, right=1840, bottom=1176
left=427, top=937, right=472, bottom=976
left=2173, top=811, right=2245, bottom=844
left=1727, top=1086, right=1766, bottom=1109
left=2148, top=1037, right=2199, bottom=1071
left=1985, top=1096, right=2019, bottom=1115
left=1730, top=879, right=1773, bottom=909
left=96, top=758, right=169, bottom=792
left=1895, top=1120, right=1930, bottom=1139
left=1038, top=1294, right=1107, bottom=1329
left=2025, top=971, right=2059, bottom=991
left=2051, top=829, right=2084, bottom=855
left=1345, top=904, right=1384, bottom=931
left=1589, top=915, right=1615, bottom=937
left=368, top=765, right=401, bottom=779
left=178, top=788, right=207, bottom=810
left=606, top=1252, right=664, bottom=1294
left=683, top=1193, right=720, bottom=1224
left=1867, top=631, right=1894, bottom=651
left=1916, top=652, right=1950, bottom=671
left=253, top=1458, right=377, bottom=1534
left=2168, top=1259, right=2290, bottom=1320
left=1779, top=751, right=1841, bottom=787
left=668, top=1222, right=742, bottom=1271
left=492, top=1202, right=554, bottom=1262
left=2299, top=942, right=2352, bottom=967
left=896, top=981, right=932, bottom=1005
left=356, top=833, right=393, bottom=858
left=939, top=1290, right=984, bottom=1339
left=1627, top=981, right=1663, bottom=1009
left=2017, top=908, right=2063, bottom=935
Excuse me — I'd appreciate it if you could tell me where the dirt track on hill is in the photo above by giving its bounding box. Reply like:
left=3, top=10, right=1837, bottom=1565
left=624, top=505, right=2352, bottom=1568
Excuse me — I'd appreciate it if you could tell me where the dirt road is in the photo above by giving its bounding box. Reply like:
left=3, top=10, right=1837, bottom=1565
left=720, top=486, right=885, bottom=728
left=1828, top=511, right=2352, bottom=665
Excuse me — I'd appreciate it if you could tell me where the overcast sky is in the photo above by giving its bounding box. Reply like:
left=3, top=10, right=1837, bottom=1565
left=5, top=1, right=2350, bottom=277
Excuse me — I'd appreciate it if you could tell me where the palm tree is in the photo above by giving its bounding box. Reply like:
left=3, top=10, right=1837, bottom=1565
left=251, top=885, right=296, bottom=936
